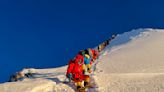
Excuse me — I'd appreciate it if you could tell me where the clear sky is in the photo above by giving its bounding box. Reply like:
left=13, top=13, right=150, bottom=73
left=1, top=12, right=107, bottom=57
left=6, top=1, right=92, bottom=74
left=0, top=0, right=164, bottom=83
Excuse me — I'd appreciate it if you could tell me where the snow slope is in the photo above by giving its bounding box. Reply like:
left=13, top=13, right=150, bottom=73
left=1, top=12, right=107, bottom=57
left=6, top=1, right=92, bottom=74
left=96, top=28, right=164, bottom=92
left=0, top=28, right=164, bottom=92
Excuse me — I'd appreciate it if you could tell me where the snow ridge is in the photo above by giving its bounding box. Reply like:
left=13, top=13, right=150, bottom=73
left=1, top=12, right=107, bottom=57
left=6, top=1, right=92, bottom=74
left=1, top=28, right=164, bottom=92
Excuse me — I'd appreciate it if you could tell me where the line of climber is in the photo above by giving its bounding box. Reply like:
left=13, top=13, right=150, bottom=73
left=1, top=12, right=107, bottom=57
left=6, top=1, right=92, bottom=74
left=66, top=35, right=116, bottom=91
left=97, top=34, right=116, bottom=52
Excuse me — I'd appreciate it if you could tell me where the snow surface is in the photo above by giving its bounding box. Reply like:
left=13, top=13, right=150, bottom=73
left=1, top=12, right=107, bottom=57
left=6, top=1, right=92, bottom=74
left=1, top=28, right=164, bottom=92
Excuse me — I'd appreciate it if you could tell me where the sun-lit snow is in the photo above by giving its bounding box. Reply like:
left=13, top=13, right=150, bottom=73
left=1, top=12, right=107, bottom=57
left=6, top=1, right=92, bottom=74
left=1, top=28, right=164, bottom=92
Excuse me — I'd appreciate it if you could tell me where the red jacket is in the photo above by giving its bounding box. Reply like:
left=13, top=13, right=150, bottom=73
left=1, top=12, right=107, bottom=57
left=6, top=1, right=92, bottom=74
left=90, top=49, right=99, bottom=64
left=93, top=50, right=99, bottom=60
left=66, top=54, right=85, bottom=82
left=66, top=60, right=75, bottom=76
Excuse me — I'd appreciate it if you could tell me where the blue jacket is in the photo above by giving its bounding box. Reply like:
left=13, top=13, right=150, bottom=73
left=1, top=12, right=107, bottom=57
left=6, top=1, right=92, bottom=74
left=84, top=56, right=91, bottom=64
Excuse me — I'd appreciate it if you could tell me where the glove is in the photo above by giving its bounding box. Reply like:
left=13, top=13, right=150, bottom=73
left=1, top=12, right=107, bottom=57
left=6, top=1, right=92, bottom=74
left=67, top=73, right=73, bottom=79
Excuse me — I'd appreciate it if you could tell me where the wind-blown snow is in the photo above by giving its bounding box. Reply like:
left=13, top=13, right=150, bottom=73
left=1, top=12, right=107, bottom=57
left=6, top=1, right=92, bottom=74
left=0, top=28, right=164, bottom=92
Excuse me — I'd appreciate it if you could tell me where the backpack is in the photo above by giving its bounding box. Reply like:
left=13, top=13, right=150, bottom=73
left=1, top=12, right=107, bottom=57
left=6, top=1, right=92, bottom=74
left=85, top=48, right=93, bottom=58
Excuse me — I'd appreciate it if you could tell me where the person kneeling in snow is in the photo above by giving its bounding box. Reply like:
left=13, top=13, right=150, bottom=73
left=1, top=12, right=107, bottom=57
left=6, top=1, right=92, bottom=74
left=8, top=72, right=25, bottom=82
left=8, top=68, right=36, bottom=82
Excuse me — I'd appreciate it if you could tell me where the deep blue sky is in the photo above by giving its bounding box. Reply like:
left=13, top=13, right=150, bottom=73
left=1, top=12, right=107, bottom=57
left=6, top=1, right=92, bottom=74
left=0, top=0, right=164, bottom=83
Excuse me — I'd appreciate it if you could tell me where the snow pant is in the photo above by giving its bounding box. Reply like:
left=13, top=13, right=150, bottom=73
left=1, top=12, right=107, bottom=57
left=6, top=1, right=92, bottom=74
left=73, top=73, right=84, bottom=88
left=84, top=75, right=90, bottom=87
left=75, top=81, right=83, bottom=88
left=75, top=75, right=90, bottom=88
left=84, top=75, right=90, bottom=83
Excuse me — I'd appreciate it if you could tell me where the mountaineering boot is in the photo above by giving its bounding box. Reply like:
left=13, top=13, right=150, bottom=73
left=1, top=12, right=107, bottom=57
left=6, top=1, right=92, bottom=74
left=76, top=86, right=86, bottom=92
left=84, top=82, right=88, bottom=86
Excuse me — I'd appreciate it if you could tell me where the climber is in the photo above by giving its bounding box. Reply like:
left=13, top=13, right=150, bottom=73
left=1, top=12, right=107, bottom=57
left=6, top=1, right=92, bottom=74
left=111, top=34, right=116, bottom=39
left=86, top=48, right=99, bottom=64
left=91, top=49, right=99, bottom=61
left=66, top=53, right=85, bottom=90
left=83, top=53, right=92, bottom=87
left=82, top=48, right=99, bottom=87
left=97, top=45, right=101, bottom=52
left=106, top=34, right=116, bottom=45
